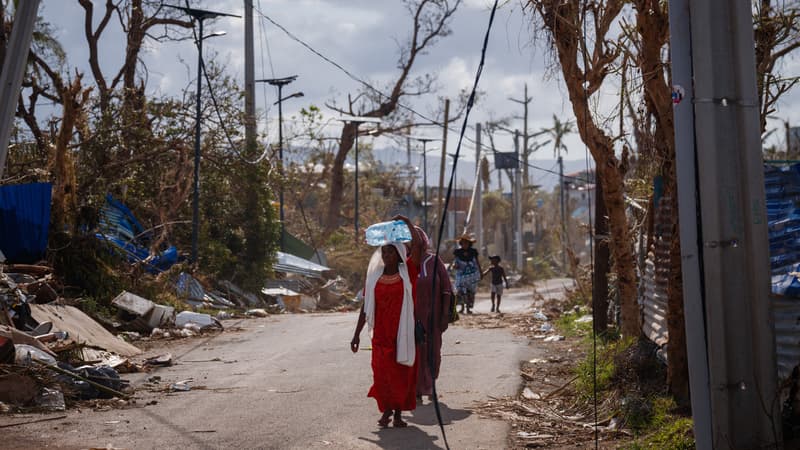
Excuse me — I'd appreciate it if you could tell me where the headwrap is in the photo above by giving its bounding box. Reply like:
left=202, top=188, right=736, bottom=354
left=363, top=242, right=416, bottom=367
left=414, top=226, right=430, bottom=252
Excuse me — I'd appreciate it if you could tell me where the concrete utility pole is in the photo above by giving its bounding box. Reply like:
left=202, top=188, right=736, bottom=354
left=509, top=83, right=531, bottom=186
left=475, top=123, right=483, bottom=256
left=437, top=98, right=450, bottom=243
left=0, top=0, right=41, bottom=179
left=243, top=0, right=255, bottom=151
left=676, top=0, right=780, bottom=447
left=668, top=0, right=712, bottom=448
left=514, top=130, right=523, bottom=270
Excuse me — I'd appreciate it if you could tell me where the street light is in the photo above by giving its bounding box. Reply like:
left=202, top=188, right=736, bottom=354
left=407, top=135, right=441, bottom=233
left=167, top=5, right=240, bottom=264
left=256, top=76, right=299, bottom=252
left=337, top=115, right=382, bottom=241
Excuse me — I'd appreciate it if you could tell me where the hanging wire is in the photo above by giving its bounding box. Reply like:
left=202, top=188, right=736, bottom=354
left=250, top=4, right=578, bottom=176
left=424, top=2, right=501, bottom=449
left=200, top=55, right=272, bottom=164
left=256, top=0, right=276, bottom=133
left=579, top=2, right=600, bottom=448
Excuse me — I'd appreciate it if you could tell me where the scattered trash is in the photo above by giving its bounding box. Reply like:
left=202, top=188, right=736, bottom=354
left=34, top=387, right=65, bottom=411
left=171, top=380, right=192, bottom=392
left=246, top=308, right=268, bottom=318
left=516, top=431, right=555, bottom=439
left=543, top=335, right=565, bottom=342
left=533, top=311, right=549, bottom=321
left=144, top=354, right=172, bottom=367
left=522, top=387, right=541, bottom=400
left=528, top=358, right=548, bottom=364
left=539, top=323, right=553, bottom=332
left=118, top=331, right=141, bottom=341
left=216, top=311, right=232, bottom=320
left=575, top=315, right=593, bottom=323
left=182, top=322, right=202, bottom=333
left=175, top=311, right=215, bottom=329
left=150, top=328, right=168, bottom=339
left=179, top=328, right=196, bottom=338
left=14, top=344, right=57, bottom=366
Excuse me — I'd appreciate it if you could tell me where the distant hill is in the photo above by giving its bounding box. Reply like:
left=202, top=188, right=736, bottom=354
left=370, top=147, right=594, bottom=193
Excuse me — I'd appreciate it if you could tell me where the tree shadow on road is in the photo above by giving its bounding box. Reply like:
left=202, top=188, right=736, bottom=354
left=407, top=400, right=471, bottom=426
left=359, top=425, right=444, bottom=450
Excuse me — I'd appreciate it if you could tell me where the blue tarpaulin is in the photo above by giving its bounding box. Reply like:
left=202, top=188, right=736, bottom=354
left=0, top=183, right=52, bottom=263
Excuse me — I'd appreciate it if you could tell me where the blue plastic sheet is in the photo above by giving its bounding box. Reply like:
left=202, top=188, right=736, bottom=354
left=0, top=183, right=52, bottom=263
left=96, top=194, right=178, bottom=273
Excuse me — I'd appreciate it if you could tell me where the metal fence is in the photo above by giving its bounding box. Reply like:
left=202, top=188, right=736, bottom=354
left=637, top=165, right=800, bottom=381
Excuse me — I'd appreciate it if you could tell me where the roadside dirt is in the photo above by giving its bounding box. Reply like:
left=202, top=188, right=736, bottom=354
left=453, top=301, right=633, bottom=448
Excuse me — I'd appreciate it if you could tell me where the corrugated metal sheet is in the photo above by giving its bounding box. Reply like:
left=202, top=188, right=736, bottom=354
left=773, top=294, right=800, bottom=380
left=274, top=251, right=333, bottom=278
left=641, top=258, right=668, bottom=346
left=640, top=197, right=672, bottom=348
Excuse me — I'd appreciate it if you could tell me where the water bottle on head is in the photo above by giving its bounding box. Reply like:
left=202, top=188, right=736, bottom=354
left=365, top=220, right=412, bottom=246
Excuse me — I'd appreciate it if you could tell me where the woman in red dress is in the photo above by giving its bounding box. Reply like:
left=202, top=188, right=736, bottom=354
left=351, top=216, right=422, bottom=428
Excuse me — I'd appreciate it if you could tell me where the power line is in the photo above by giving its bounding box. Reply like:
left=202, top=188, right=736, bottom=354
left=252, top=6, right=595, bottom=186
left=256, top=0, right=275, bottom=135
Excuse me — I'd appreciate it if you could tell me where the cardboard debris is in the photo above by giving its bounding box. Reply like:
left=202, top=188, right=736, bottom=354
left=79, top=348, right=129, bottom=369
left=0, top=325, right=56, bottom=357
left=30, top=304, right=141, bottom=357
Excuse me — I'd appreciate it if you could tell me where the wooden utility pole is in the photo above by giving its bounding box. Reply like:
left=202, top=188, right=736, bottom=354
left=509, top=83, right=531, bottom=186
left=437, top=98, right=450, bottom=244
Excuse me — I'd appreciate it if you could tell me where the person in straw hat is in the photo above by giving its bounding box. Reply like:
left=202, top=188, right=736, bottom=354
left=450, top=234, right=482, bottom=314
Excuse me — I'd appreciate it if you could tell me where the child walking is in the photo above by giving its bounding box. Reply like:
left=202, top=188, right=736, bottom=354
left=482, top=255, right=509, bottom=313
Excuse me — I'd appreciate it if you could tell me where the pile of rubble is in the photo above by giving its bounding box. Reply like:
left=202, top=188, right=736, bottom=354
left=0, top=267, right=238, bottom=414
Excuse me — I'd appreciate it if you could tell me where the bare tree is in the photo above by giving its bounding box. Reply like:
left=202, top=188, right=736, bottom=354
left=324, top=0, right=461, bottom=234
left=528, top=0, right=640, bottom=337
left=754, top=0, right=800, bottom=134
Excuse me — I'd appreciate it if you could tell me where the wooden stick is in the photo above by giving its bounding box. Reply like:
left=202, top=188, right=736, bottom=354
left=0, top=415, right=67, bottom=429
left=33, top=360, right=131, bottom=399
left=544, top=375, right=579, bottom=399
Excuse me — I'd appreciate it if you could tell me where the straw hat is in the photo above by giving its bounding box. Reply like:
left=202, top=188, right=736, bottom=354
left=456, top=234, right=476, bottom=244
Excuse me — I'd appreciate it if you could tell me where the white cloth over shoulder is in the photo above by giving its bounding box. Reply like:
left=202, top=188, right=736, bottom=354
left=363, top=243, right=416, bottom=367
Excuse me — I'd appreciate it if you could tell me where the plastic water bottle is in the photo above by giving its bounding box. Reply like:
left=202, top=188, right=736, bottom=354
left=364, top=220, right=412, bottom=246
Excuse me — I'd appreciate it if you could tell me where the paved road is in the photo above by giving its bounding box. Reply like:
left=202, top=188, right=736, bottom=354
left=472, top=277, right=576, bottom=314
left=4, top=311, right=539, bottom=450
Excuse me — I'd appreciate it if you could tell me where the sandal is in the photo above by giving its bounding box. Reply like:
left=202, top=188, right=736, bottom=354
left=393, top=418, right=408, bottom=428
left=378, top=416, right=391, bottom=428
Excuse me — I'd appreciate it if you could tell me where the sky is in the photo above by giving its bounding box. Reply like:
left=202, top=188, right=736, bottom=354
left=36, top=1, right=800, bottom=184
